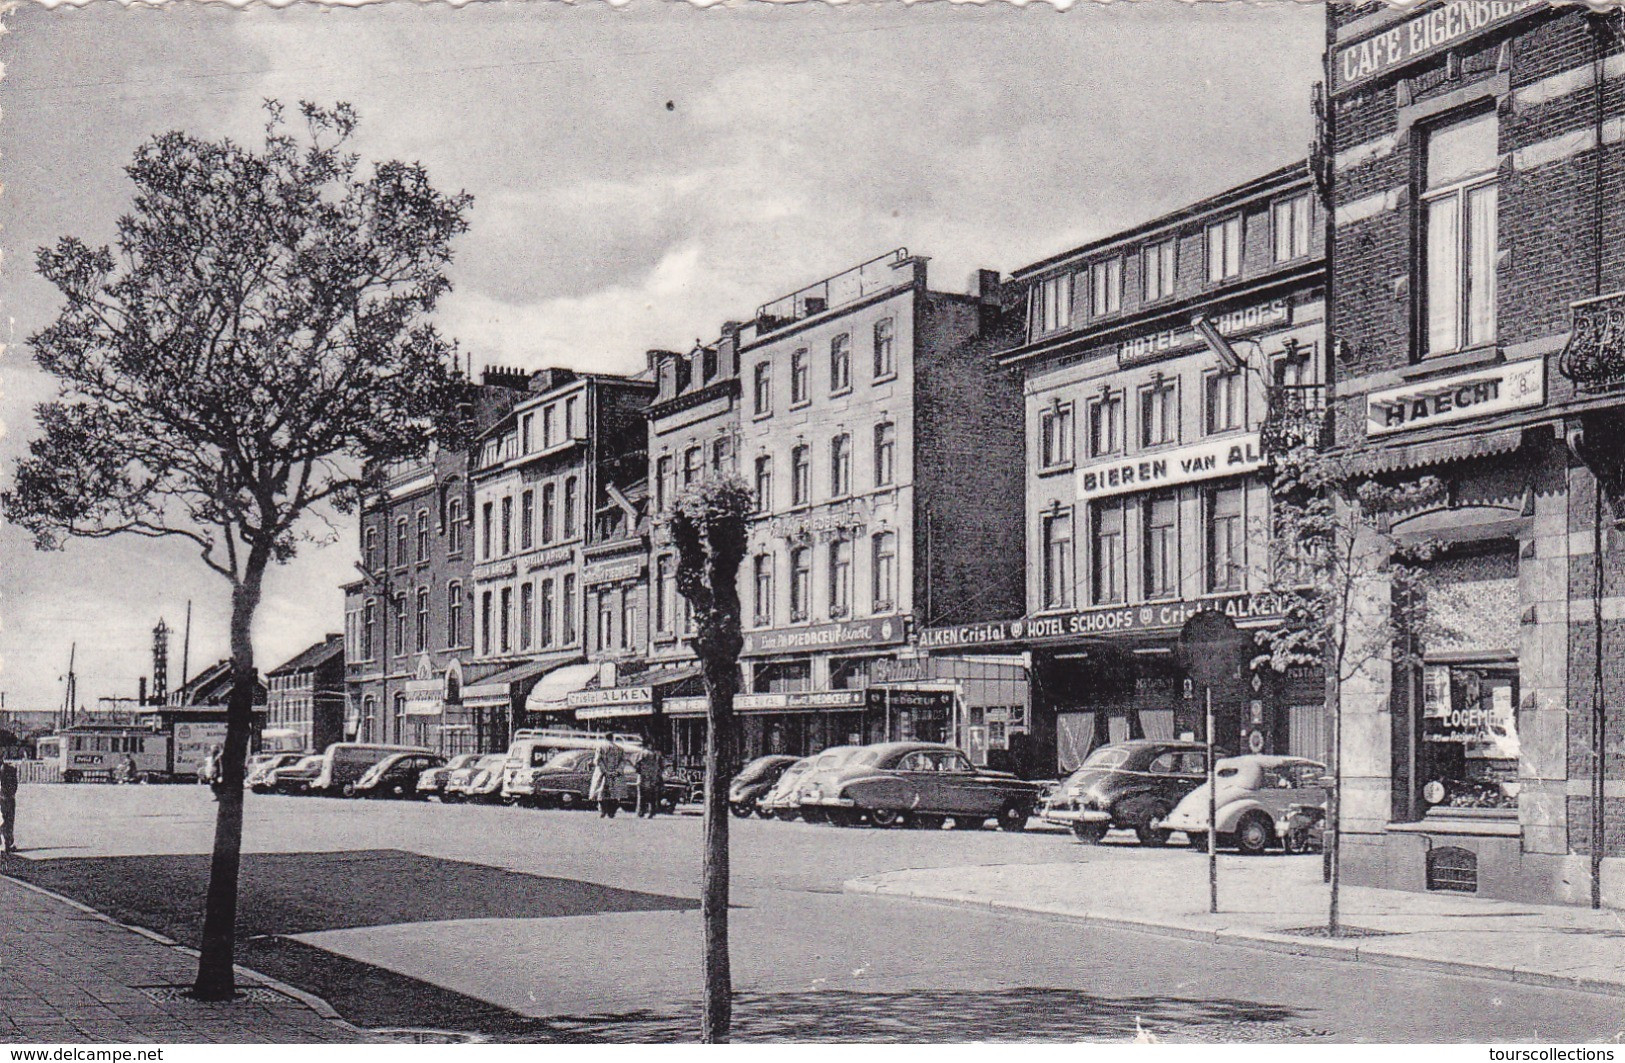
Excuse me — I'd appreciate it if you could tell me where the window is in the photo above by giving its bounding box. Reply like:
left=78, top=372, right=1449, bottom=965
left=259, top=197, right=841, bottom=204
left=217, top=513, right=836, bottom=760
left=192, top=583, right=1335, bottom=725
left=829, top=539, right=852, bottom=617
left=416, top=510, right=430, bottom=562
left=1140, top=379, right=1177, bottom=447
left=394, top=593, right=408, bottom=653
left=1091, top=257, right=1123, bottom=316
left=1144, top=493, right=1179, bottom=599
left=363, top=600, right=377, bottom=659
left=874, top=422, right=896, bottom=487
left=480, top=592, right=492, bottom=656
left=711, top=436, right=733, bottom=475
left=540, top=579, right=555, bottom=646
left=562, top=574, right=577, bottom=643
left=416, top=587, right=429, bottom=652
left=597, top=594, right=614, bottom=653
left=789, top=547, right=811, bottom=621
left=519, top=582, right=534, bottom=651
left=541, top=483, right=556, bottom=543
left=500, top=496, right=513, bottom=556
left=520, top=491, right=534, bottom=551
left=1206, top=215, right=1242, bottom=283
left=1088, top=392, right=1123, bottom=458
left=1035, top=274, right=1073, bottom=334
left=395, top=517, right=408, bottom=566
left=521, top=413, right=533, bottom=453
left=754, top=363, right=773, bottom=416
left=873, top=317, right=897, bottom=379
left=499, top=587, right=512, bottom=654
left=1423, top=109, right=1499, bottom=356
left=656, top=555, right=674, bottom=633
left=364, top=527, right=378, bottom=572
left=1144, top=238, right=1177, bottom=301
left=564, top=396, right=580, bottom=439
left=543, top=406, right=556, bottom=447
left=791, top=349, right=810, bottom=405
left=791, top=445, right=811, bottom=506
left=702, top=345, right=718, bottom=382
left=620, top=592, right=637, bottom=651
left=480, top=502, right=493, bottom=559
left=447, top=582, right=463, bottom=647
left=447, top=496, right=462, bottom=555
left=1040, top=402, right=1074, bottom=469
left=563, top=477, right=578, bottom=537
left=1041, top=511, right=1073, bottom=610
left=1273, top=194, right=1312, bottom=263
left=1205, top=371, right=1244, bottom=434
left=1206, top=485, right=1245, bottom=592
left=831, top=434, right=852, bottom=497
left=872, top=531, right=897, bottom=610
left=753, top=554, right=774, bottom=624
left=830, top=333, right=851, bottom=393
left=655, top=456, right=673, bottom=511
left=1091, top=501, right=1125, bottom=605
left=683, top=445, right=703, bottom=486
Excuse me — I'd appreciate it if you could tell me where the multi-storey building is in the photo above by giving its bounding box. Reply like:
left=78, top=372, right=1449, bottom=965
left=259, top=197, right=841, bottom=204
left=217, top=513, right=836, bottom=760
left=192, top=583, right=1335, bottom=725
left=264, top=634, right=345, bottom=754
left=921, top=164, right=1328, bottom=778
left=343, top=370, right=528, bottom=753
left=463, top=368, right=656, bottom=738
left=1328, top=1, right=1625, bottom=905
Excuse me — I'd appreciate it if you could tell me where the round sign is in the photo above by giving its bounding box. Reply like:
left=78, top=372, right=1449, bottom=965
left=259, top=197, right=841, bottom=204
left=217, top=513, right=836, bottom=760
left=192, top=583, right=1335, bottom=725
left=1422, top=781, right=1446, bottom=805
left=1247, top=730, right=1265, bottom=753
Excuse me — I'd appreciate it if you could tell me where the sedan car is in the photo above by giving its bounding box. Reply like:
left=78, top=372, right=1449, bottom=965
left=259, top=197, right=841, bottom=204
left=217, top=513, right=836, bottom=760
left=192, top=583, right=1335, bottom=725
left=416, top=753, right=484, bottom=801
left=1163, top=755, right=1327, bottom=854
left=803, top=742, right=1044, bottom=831
left=247, top=752, right=306, bottom=793
left=790, top=746, right=865, bottom=824
left=756, top=757, right=815, bottom=821
left=728, top=755, right=801, bottom=818
left=443, top=753, right=508, bottom=804
left=351, top=752, right=446, bottom=800
left=267, top=754, right=326, bottom=795
left=1040, top=740, right=1212, bottom=846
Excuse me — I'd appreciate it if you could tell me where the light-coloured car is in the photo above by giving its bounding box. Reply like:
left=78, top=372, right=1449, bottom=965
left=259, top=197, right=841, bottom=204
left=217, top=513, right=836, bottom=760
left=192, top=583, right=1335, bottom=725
left=445, top=753, right=509, bottom=804
left=1162, top=755, right=1327, bottom=854
left=247, top=752, right=306, bottom=793
left=756, top=757, right=815, bottom=821
left=803, top=742, right=1042, bottom=831
left=417, top=753, right=484, bottom=801
left=792, top=746, right=865, bottom=824
left=267, top=754, right=327, bottom=795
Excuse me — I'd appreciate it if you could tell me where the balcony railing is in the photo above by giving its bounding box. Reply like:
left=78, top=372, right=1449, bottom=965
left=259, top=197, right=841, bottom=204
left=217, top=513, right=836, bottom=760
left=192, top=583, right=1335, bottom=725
left=1261, top=383, right=1329, bottom=456
left=1558, top=290, right=1625, bottom=393
left=755, top=249, right=911, bottom=333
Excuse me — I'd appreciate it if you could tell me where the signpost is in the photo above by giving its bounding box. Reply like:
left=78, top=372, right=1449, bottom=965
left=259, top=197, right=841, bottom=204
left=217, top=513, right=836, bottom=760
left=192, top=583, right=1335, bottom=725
left=1178, top=610, right=1249, bottom=915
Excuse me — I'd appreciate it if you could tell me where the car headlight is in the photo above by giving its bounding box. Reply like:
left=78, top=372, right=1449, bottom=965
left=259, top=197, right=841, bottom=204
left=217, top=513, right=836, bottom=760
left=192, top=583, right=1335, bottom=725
left=1067, top=785, right=1084, bottom=797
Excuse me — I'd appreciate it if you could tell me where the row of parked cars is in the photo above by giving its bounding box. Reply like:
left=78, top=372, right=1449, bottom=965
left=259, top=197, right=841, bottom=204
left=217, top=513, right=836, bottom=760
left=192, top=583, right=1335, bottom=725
left=725, top=738, right=1329, bottom=853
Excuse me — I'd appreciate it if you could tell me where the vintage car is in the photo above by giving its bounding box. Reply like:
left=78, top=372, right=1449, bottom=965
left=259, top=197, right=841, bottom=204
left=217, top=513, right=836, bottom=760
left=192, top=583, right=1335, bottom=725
left=790, top=746, right=865, bottom=823
left=246, top=752, right=306, bottom=793
left=728, top=755, right=801, bottom=818
left=443, top=753, right=508, bottom=803
left=802, top=741, right=1044, bottom=831
left=1163, top=755, right=1328, bottom=854
left=1040, top=740, right=1213, bottom=846
left=350, top=751, right=447, bottom=800
left=416, top=753, right=484, bottom=801
left=266, top=753, right=327, bottom=795
left=756, top=757, right=816, bottom=821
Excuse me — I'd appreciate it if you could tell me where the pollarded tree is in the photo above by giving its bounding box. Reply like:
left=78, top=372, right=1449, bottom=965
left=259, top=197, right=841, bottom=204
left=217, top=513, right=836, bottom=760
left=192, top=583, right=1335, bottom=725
left=3, top=101, right=473, bottom=1000
left=670, top=477, right=753, bottom=1044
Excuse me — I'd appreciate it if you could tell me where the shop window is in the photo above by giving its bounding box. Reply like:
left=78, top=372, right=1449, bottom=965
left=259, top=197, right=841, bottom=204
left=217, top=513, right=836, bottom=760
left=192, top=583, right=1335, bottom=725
left=1088, top=391, right=1123, bottom=457
left=1420, top=664, right=1519, bottom=813
left=1091, top=500, right=1125, bottom=605
left=1042, top=509, right=1073, bottom=610
left=1205, top=485, right=1245, bottom=592
left=1033, top=274, right=1073, bottom=336
left=1144, top=238, right=1177, bottom=302
left=830, top=333, right=851, bottom=393
left=1421, top=108, right=1499, bottom=357
left=1040, top=402, right=1074, bottom=469
left=873, top=317, right=897, bottom=379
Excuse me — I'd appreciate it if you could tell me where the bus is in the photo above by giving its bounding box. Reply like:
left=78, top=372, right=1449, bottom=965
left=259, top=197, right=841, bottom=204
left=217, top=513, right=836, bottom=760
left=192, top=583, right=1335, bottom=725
left=41, top=726, right=173, bottom=782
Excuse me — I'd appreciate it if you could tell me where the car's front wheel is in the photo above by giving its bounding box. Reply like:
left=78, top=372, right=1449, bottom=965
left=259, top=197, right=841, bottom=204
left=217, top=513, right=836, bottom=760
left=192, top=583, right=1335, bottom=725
left=1071, top=821, right=1106, bottom=844
left=997, top=803, right=1029, bottom=832
left=1236, top=813, right=1276, bottom=855
left=1135, top=803, right=1173, bottom=847
left=729, top=802, right=754, bottom=819
left=1188, top=830, right=1209, bottom=852
left=869, top=807, right=908, bottom=829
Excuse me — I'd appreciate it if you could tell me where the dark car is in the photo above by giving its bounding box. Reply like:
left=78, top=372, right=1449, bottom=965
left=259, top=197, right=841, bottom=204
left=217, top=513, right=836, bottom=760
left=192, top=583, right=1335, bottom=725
left=803, top=742, right=1044, bottom=831
left=351, top=752, right=447, bottom=800
left=267, top=754, right=326, bottom=795
left=727, top=755, right=800, bottom=818
left=1040, top=740, right=1212, bottom=846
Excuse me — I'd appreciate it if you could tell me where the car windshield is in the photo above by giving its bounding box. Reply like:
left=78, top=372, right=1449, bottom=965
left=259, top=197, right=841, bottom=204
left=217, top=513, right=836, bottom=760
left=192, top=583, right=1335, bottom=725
left=542, top=749, right=590, bottom=770
left=737, top=757, right=786, bottom=782
left=478, top=755, right=507, bottom=770
left=847, top=749, right=882, bottom=767
left=1081, top=747, right=1129, bottom=771
left=449, top=754, right=481, bottom=770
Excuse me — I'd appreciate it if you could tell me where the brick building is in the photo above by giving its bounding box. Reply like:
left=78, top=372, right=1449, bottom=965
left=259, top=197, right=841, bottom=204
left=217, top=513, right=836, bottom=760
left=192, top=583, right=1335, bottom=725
left=1327, top=0, right=1625, bottom=905
left=264, top=634, right=345, bottom=754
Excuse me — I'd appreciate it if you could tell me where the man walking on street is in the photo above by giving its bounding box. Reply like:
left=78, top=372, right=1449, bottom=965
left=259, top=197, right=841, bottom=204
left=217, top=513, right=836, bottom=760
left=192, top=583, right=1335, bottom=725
left=635, top=747, right=664, bottom=818
left=1, top=758, right=19, bottom=855
left=590, top=739, right=626, bottom=819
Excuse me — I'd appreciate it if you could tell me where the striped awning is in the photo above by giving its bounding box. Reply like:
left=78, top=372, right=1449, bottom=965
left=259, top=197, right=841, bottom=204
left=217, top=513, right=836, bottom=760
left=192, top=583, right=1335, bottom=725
left=462, top=659, right=567, bottom=709
left=1357, top=427, right=1525, bottom=476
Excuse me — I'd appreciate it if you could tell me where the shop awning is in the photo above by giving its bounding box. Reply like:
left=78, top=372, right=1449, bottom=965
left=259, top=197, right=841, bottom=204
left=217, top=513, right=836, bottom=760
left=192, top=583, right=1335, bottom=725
left=462, top=659, right=565, bottom=709
left=1357, top=427, right=1525, bottom=476
left=525, top=662, right=603, bottom=714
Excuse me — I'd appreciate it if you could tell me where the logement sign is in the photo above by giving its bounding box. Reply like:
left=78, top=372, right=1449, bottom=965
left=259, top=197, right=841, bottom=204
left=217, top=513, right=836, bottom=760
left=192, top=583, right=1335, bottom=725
left=1333, top=0, right=1547, bottom=94
left=1077, top=434, right=1265, bottom=499
left=1365, top=359, right=1544, bottom=437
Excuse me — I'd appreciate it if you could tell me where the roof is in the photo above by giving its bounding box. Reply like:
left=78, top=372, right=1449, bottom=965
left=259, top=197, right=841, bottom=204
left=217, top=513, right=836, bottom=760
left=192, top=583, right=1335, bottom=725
left=266, top=635, right=344, bottom=677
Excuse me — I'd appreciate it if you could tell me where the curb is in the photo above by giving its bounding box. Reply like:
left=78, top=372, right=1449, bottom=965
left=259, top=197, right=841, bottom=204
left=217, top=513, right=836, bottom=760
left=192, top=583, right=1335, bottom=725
left=1, top=871, right=367, bottom=1034
left=844, top=878, right=1625, bottom=1000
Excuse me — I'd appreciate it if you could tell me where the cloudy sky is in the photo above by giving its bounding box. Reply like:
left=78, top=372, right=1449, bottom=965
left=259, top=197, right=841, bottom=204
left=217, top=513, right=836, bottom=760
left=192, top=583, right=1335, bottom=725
left=0, top=0, right=1323, bottom=714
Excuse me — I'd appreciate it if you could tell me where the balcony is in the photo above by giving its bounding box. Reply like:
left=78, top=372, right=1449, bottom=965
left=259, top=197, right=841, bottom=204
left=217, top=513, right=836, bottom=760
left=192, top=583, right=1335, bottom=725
left=1558, top=290, right=1625, bottom=393
left=753, top=249, right=913, bottom=334
left=1260, top=383, right=1329, bottom=456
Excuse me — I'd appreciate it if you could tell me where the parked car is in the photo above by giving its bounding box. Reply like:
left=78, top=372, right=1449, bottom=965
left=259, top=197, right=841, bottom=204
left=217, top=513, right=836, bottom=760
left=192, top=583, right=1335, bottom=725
left=267, top=754, right=327, bottom=795
left=728, top=755, right=801, bottom=818
left=247, top=752, right=306, bottom=793
left=790, top=746, right=865, bottom=823
left=351, top=751, right=447, bottom=799
left=311, top=743, right=433, bottom=797
left=443, top=753, right=508, bottom=803
left=1040, top=740, right=1213, bottom=846
left=802, top=742, right=1045, bottom=831
left=756, top=757, right=815, bottom=821
left=500, top=731, right=643, bottom=803
left=1163, top=755, right=1328, bottom=854
left=416, top=753, right=484, bottom=801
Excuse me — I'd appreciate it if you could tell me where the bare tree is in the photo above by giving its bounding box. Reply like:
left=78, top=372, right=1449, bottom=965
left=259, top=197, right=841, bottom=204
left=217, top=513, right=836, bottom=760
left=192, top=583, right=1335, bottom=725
left=670, top=477, right=753, bottom=1043
left=3, top=101, right=472, bottom=1000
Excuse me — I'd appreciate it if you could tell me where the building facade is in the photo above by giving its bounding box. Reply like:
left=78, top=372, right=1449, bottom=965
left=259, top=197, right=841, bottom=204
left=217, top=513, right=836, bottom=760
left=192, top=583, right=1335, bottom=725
left=1328, top=0, right=1625, bottom=905
left=264, top=634, right=345, bottom=753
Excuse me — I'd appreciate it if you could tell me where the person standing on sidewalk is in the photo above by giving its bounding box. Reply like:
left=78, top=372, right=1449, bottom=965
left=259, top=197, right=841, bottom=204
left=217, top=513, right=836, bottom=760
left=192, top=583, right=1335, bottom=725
left=1, top=758, right=19, bottom=854
left=634, top=747, right=664, bottom=818
left=590, top=739, right=626, bottom=819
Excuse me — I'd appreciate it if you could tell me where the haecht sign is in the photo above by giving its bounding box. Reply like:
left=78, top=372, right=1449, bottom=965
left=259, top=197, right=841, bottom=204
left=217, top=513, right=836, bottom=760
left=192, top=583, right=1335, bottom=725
left=1333, top=0, right=1547, bottom=94
left=1365, top=359, right=1544, bottom=437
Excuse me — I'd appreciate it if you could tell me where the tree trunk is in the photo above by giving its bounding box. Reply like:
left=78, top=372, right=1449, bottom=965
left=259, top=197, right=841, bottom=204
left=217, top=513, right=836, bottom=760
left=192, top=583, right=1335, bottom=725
left=700, top=660, right=737, bottom=1043
left=192, top=555, right=266, bottom=1000
left=1325, top=653, right=1342, bottom=936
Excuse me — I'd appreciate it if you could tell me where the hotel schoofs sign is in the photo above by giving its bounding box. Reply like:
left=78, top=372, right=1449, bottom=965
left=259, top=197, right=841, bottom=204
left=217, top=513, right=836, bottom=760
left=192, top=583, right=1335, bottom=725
left=918, top=590, right=1294, bottom=651
left=1118, top=300, right=1290, bottom=366
left=1365, top=359, right=1545, bottom=437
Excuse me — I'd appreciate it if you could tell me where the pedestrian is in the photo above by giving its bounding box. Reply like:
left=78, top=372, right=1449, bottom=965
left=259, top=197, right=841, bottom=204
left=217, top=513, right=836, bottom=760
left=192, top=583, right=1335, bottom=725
left=1, top=759, right=18, bottom=855
left=122, top=754, right=140, bottom=784
left=589, top=739, right=625, bottom=819
left=199, top=745, right=219, bottom=786
left=635, top=747, right=664, bottom=818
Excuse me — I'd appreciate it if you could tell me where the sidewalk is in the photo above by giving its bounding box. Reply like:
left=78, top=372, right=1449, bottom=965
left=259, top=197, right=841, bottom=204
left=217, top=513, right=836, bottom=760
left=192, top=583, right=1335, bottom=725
left=845, top=847, right=1625, bottom=997
left=0, top=873, right=364, bottom=1043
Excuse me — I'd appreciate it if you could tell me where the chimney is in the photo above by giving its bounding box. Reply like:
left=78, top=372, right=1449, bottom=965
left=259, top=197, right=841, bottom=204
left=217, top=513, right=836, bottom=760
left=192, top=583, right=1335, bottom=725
left=718, top=322, right=742, bottom=379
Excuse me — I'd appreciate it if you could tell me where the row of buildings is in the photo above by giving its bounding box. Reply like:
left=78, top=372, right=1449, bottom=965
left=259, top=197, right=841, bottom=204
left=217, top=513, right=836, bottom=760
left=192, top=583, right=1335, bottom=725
left=262, top=1, right=1625, bottom=907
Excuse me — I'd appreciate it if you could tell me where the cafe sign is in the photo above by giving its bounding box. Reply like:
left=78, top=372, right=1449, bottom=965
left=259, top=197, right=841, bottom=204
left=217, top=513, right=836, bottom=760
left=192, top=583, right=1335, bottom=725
left=567, top=685, right=654, bottom=708
left=1334, top=0, right=1546, bottom=93
left=742, top=616, right=906, bottom=658
left=583, top=556, right=645, bottom=586
left=1118, top=300, right=1290, bottom=367
left=1365, top=359, right=1544, bottom=437
left=919, top=590, right=1295, bottom=650
left=1078, top=434, right=1264, bottom=499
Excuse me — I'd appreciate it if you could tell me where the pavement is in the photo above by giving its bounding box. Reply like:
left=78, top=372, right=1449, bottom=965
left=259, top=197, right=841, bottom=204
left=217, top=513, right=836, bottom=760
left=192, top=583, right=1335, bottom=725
left=0, top=870, right=366, bottom=1044
left=845, top=844, right=1625, bottom=998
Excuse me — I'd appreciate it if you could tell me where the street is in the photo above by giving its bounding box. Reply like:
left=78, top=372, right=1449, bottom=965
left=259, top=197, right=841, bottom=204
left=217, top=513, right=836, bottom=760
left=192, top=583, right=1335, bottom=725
left=3, top=784, right=1621, bottom=1043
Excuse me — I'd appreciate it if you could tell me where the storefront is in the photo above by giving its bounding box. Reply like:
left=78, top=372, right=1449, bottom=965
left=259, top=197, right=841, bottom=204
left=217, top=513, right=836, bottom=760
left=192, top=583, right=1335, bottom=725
left=461, top=655, right=578, bottom=752
left=565, top=664, right=702, bottom=751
